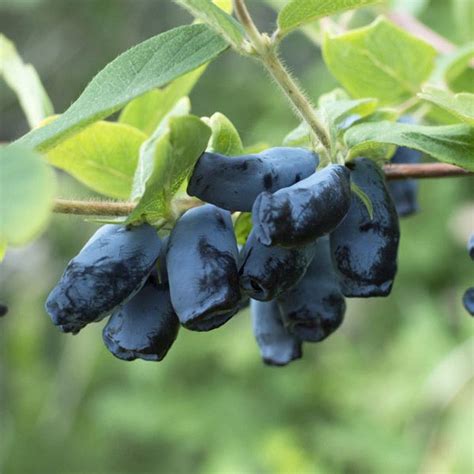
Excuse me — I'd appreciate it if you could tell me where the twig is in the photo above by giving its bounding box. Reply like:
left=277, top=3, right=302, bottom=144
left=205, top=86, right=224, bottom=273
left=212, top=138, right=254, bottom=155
left=52, top=165, right=472, bottom=216
left=233, top=0, right=332, bottom=160
left=383, top=163, right=472, bottom=180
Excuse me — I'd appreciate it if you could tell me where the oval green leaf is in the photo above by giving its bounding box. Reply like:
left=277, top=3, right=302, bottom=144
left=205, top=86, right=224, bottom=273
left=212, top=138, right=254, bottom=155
left=0, top=145, right=56, bottom=245
left=207, top=112, right=244, bottom=155
left=278, top=0, right=381, bottom=36
left=46, top=121, right=147, bottom=200
left=345, top=121, right=474, bottom=171
left=15, top=24, right=228, bottom=152
left=322, top=17, right=436, bottom=105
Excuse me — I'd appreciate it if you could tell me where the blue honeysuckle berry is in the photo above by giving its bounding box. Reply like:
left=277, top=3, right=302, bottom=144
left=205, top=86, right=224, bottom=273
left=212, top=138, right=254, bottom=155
left=187, top=147, right=318, bottom=212
left=167, top=204, right=241, bottom=331
left=330, top=158, right=400, bottom=298
left=239, top=229, right=317, bottom=301
left=252, top=164, right=352, bottom=248
left=251, top=299, right=302, bottom=367
left=278, top=236, right=345, bottom=342
left=45, top=224, right=162, bottom=334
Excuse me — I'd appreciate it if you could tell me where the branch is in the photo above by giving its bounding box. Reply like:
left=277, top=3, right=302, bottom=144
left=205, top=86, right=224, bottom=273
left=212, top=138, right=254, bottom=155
left=383, top=163, right=472, bottom=180
left=53, top=164, right=473, bottom=216
left=233, top=0, right=332, bottom=159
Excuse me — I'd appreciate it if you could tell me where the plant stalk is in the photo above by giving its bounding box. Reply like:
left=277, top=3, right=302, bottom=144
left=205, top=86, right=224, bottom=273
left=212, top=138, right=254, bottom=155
left=233, top=0, right=332, bottom=160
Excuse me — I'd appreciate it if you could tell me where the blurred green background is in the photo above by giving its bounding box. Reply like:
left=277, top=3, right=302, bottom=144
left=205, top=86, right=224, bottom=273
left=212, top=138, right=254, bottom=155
left=0, top=1, right=473, bottom=473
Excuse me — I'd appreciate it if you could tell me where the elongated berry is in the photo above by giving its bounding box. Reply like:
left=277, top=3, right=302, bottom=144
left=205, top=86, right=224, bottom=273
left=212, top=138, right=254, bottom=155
left=187, top=147, right=318, bottom=212
left=252, top=164, right=351, bottom=247
left=239, top=230, right=317, bottom=301
left=45, top=224, right=161, bottom=334
left=278, top=236, right=345, bottom=342
left=167, top=204, right=241, bottom=331
left=251, top=299, right=302, bottom=366
left=103, top=275, right=179, bottom=361
left=330, top=158, right=400, bottom=297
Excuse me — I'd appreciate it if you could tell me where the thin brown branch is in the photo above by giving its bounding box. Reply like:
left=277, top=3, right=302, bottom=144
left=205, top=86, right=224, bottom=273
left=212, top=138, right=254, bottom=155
left=53, top=165, right=472, bottom=216
left=383, top=163, right=472, bottom=180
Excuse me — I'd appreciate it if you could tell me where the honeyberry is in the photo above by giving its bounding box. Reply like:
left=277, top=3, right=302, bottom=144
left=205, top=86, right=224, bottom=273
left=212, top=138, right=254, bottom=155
left=167, top=204, right=241, bottom=331
left=252, top=164, right=352, bottom=248
left=251, top=299, right=302, bottom=367
left=330, top=158, right=400, bottom=298
left=188, top=147, right=318, bottom=212
left=278, top=236, right=345, bottom=342
left=103, top=274, right=179, bottom=361
left=45, top=224, right=162, bottom=334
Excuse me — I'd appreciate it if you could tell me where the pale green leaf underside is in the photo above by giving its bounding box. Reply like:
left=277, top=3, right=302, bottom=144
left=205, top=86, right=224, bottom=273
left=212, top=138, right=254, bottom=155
left=15, top=24, right=228, bottom=152
left=418, top=87, right=474, bottom=126
left=0, top=34, right=54, bottom=129
left=127, top=115, right=211, bottom=224
left=322, top=17, right=436, bottom=105
left=207, top=112, right=244, bottom=155
left=345, top=121, right=474, bottom=171
left=118, top=66, right=205, bottom=135
left=46, top=121, right=147, bottom=200
left=278, top=0, right=381, bottom=35
left=0, top=145, right=56, bottom=245
left=131, top=97, right=192, bottom=202
left=175, top=0, right=244, bottom=47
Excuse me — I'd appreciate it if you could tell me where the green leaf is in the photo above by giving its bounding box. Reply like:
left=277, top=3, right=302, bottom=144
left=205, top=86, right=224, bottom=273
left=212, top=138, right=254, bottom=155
left=452, top=0, right=474, bottom=43
left=322, top=17, right=436, bottom=105
left=15, top=25, right=228, bottom=152
left=418, top=86, right=474, bottom=126
left=0, top=238, right=7, bottom=262
left=283, top=121, right=312, bottom=148
left=206, top=112, right=244, bottom=155
left=46, top=121, right=147, bottom=200
left=131, top=96, right=192, bottom=201
left=118, top=66, right=205, bottom=135
left=127, top=115, right=211, bottom=224
left=212, top=0, right=233, bottom=14
left=0, top=145, right=56, bottom=245
left=174, top=0, right=244, bottom=48
left=345, top=121, right=474, bottom=171
left=278, top=0, right=381, bottom=36
left=351, top=182, right=374, bottom=219
left=284, top=93, right=378, bottom=148
left=320, top=96, right=379, bottom=132
left=443, top=43, right=474, bottom=93
left=234, top=212, right=252, bottom=245
left=0, top=34, right=53, bottom=129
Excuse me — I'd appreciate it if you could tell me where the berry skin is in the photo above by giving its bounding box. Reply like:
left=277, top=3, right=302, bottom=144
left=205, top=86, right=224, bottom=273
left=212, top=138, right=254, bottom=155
left=187, top=147, right=318, bottom=212
left=239, top=230, right=317, bottom=301
left=252, top=164, right=352, bottom=248
left=251, top=299, right=302, bottom=367
left=463, top=288, right=474, bottom=316
left=103, top=275, right=179, bottom=362
left=468, top=234, right=474, bottom=261
left=0, top=304, right=8, bottom=317
left=45, top=224, right=162, bottom=334
left=387, top=146, right=420, bottom=217
left=278, top=236, right=345, bottom=342
left=167, top=204, right=241, bottom=331
left=330, top=158, right=400, bottom=298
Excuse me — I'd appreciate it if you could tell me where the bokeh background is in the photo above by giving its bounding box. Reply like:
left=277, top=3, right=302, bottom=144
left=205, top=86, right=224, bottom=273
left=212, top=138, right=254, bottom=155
left=0, top=1, right=473, bottom=473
